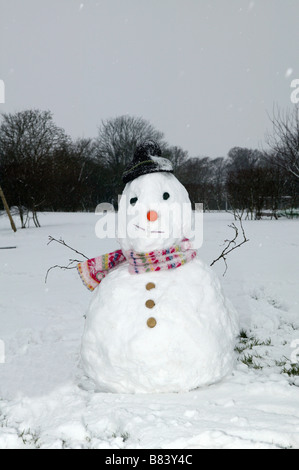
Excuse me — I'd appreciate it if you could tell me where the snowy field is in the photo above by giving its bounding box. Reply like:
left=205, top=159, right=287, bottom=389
left=0, top=211, right=299, bottom=449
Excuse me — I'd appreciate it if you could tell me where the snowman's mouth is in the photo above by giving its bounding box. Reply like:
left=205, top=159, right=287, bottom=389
left=134, top=224, right=164, bottom=234
left=134, top=224, right=145, bottom=231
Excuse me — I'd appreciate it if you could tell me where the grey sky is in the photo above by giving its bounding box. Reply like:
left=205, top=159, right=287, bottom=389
left=0, top=0, right=298, bottom=158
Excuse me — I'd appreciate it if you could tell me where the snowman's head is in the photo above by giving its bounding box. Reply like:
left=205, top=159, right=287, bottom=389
left=117, top=143, right=192, bottom=252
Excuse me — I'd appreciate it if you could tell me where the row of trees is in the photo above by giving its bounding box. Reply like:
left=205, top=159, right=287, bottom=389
left=0, top=107, right=298, bottom=226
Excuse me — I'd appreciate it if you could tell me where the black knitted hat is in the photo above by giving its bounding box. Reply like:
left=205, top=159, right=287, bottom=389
left=122, top=141, right=173, bottom=184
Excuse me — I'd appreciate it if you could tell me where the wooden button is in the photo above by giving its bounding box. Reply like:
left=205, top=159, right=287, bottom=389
left=147, top=317, right=157, bottom=328
left=146, top=282, right=155, bottom=291
left=145, top=299, right=155, bottom=309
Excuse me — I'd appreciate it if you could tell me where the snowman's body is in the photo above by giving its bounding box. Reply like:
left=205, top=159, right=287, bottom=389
left=80, top=152, right=239, bottom=394
left=81, top=257, right=238, bottom=393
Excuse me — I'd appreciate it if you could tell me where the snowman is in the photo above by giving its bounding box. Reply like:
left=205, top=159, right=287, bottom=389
left=78, top=141, right=239, bottom=393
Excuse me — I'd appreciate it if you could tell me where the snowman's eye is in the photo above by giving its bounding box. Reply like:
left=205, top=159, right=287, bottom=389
left=163, top=192, right=170, bottom=200
left=130, top=197, right=138, bottom=206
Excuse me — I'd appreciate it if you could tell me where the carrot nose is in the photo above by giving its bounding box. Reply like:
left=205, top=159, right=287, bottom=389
left=147, top=210, right=158, bottom=222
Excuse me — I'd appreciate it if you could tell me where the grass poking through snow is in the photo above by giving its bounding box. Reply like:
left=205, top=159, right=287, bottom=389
left=235, top=328, right=299, bottom=384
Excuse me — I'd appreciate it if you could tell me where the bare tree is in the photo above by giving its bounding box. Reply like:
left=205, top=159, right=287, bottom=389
left=95, top=115, right=164, bottom=168
left=95, top=115, right=165, bottom=203
left=266, top=104, right=299, bottom=180
left=0, top=109, right=68, bottom=226
left=163, top=145, right=189, bottom=176
left=209, top=157, right=227, bottom=210
left=225, top=147, right=271, bottom=219
left=179, top=156, right=215, bottom=209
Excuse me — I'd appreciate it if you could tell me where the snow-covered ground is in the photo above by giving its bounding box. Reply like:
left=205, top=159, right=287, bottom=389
left=0, top=211, right=298, bottom=449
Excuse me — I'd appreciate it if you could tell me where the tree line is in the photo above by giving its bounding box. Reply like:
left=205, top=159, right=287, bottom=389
left=0, top=107, right=298, bottom=227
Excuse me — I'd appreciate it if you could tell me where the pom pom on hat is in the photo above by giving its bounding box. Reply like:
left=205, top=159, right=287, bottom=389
left=122, top=141, right=173, bottom=184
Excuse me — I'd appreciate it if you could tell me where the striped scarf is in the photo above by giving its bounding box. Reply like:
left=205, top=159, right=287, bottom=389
left=77, top=239, right=197, bottom=291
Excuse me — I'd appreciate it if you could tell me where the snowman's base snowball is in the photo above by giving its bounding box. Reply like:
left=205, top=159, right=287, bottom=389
left=80, top=258, right=239, bottom=394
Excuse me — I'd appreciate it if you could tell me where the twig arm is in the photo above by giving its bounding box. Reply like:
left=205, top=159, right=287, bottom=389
left=210, top=216, right=249, bottom=276
left=47, top=236, right=89, bottom=259
left=45, top=236, right=89, bottom=283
